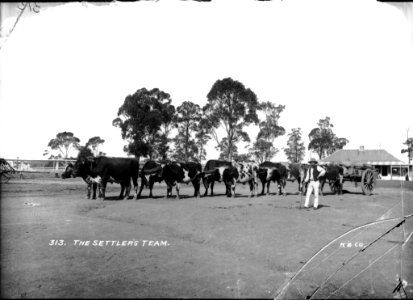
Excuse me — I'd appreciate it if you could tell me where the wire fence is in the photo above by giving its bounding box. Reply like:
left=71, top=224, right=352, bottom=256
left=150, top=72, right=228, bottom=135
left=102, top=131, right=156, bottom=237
left=4, top=158, right=76, bottom=174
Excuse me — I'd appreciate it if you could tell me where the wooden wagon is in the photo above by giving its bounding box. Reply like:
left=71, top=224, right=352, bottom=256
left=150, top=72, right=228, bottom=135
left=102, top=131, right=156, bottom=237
left=329, top=162, right=377, bottom=195
left=0, top=158, right=16, bottom=183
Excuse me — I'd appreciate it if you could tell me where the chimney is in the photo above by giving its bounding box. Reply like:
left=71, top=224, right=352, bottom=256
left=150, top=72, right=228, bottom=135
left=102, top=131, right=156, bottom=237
left=359, top=146, right=364, bottom=151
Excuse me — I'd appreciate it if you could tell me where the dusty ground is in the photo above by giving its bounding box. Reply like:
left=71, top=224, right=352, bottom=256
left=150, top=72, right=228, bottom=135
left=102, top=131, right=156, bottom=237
left=1, top=175, right=412, bottom=299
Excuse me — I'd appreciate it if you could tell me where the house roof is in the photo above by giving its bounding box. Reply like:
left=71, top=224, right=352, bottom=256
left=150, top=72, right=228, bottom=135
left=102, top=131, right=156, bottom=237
left=320, top=149, right=405, bottom=165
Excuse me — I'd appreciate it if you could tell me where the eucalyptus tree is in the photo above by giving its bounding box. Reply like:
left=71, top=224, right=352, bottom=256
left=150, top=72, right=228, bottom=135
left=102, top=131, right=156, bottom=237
left=112, top=87, right=175, bottom=161
left=45, top=131, right=80, bottom=159
left=308, top=117, right=348, bottom=159
left=86, top=136, right=105, bottom=156
left=249, top=139, right=277, bottom=164
left=257, top=102, right=286, bottom=143
left=194, top=117, right=212, bottom=163
left=249, top=102, right=285, bottom=162
left=172, top=101, right=202, bottom=162
left=284, top=128, right=305, bottom=163
left=203, top=77, right=260, bottom=161
left=217, top=137, right=239, bottom=160
left=401, top=137, right=413, bottom=167
left=156, top=103, right=176, bottom=160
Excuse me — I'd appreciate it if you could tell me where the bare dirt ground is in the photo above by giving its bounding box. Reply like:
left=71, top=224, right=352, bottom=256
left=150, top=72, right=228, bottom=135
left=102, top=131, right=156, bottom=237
left=1, top=175, right=412, bottom=299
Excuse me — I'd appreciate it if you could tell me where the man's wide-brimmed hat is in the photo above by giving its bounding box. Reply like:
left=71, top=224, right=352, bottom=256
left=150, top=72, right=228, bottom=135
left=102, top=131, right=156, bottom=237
left=308, top=157, right=318, bottom=164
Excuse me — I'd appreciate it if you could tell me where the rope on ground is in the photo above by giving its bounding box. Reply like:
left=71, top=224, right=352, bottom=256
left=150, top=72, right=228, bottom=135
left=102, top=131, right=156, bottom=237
left=273, top=214, right=413, bottom=300
left=300, top=203, right=404, bottom=278
left=325, top=243, right=400, bottom=299
left=307, top=215, right=412, bottom=300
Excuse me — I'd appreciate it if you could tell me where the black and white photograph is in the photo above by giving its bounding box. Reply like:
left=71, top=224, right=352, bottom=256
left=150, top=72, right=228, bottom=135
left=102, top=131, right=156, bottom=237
left=1, top=0, right=412, bottom=298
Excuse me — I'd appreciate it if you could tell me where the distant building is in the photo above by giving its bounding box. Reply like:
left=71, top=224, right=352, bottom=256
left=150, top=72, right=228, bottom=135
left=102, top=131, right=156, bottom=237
left=320, top=147, right=411, bottom=181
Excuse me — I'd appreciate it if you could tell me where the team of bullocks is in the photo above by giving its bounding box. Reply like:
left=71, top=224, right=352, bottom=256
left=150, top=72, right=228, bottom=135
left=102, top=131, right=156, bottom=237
left=61, top=156, right=344, bottom=210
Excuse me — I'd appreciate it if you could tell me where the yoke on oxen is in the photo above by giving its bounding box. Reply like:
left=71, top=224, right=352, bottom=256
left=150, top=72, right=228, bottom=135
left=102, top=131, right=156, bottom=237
left=71, top=156, right=140, bottom=200
left=162, top=161, right=202, bottom=199
left=201, top=160, right=233, bottom=197
left=137, top=160, right=163, bottom=199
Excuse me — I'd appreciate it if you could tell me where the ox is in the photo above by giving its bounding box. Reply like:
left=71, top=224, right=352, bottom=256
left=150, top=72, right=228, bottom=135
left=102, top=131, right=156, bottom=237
left=319, top=164, right=344, bottom=195
left=258, top=161, right=288, bottom=195
left=288, top=163, right=308, bottom=194
left=222, top=165, right=239, bottom=197
left=162, top=161, right=202, bottom=199
left=206, top=161, right=259, bottom=198
left=202, top=160, right=233, bottom=197
left=234, top=162, right=259, bottom=197
left=72, top=156, right=139, bottom=200
left=137, top=160, right=163, bottom=198
left=61, top=162, right=101, bottom=199
left=301, top=164, right=344, bottom=195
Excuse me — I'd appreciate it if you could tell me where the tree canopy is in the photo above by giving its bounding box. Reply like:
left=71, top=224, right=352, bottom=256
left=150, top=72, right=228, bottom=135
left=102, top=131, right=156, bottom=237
left=308, top=117, right=348, bottom=159
left=284, top=128, right=305, bottom=163
left=86, top=136, right=105, bottom=156
left=113, top=88, right=175, bottom=160
left=249, top=139, right=276, bottom=164
left=401, top=137, right=413, bottom=165
left=217, top=137, right=239, bottom=160
left=203, top=77, right=260, bottom=161
left=172, top=101, right=202, bottom=162
left=45, top=131, right=80, bottom=159
left=257, top=102, right=286, bottom=142
left=250, top=101, right=285, bottom=162
left=194, top=117, right=212, bottom=163
left=76, top=145, right=94, bottom=160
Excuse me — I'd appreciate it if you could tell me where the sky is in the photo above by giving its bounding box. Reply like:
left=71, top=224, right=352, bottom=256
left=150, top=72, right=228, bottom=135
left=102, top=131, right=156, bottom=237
left=0, top=0, right=412, bottom=163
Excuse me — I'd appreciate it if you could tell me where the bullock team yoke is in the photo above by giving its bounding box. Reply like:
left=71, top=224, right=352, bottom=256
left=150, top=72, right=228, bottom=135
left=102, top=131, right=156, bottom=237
left=61, top=157, right=378, bottom=200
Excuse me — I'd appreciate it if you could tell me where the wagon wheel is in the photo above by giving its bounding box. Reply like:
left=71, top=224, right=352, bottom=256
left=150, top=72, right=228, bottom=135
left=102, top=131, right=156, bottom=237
left=1, top=172, right=11, bottom=183
left=361, top=169, right=375, bottom=195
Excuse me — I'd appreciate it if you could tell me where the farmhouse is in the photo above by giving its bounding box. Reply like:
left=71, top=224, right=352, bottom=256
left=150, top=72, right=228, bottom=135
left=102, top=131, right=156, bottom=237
left=320, top=147, right=411, bottom=181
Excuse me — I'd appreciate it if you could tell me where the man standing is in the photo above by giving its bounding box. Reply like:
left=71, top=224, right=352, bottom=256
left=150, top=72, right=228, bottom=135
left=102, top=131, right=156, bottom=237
left=303, top=157, right=326, bottom=210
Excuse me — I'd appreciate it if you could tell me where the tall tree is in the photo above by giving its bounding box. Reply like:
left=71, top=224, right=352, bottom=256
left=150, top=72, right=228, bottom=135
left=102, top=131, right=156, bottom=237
left=249, top=139, right=277, bottom=164
left=194, top=117, right=212, bottom=163
left=86, top=136, right=105, bottom=156
left=257, top=102, right=286, bottom=142
left=172, top=101, right=202, bottom=162
left=203, top=77, right=259, bottom=161
left=252, top=101, right=286, bottom=161
left=77, top=145, right=94, bottom=160
left=217, top=137, right=239, bottom=160
left=401, top=137, right=413, bottom=167
left=45, top=131, right=80, bottom=159
left=284, top=128, right=305, bottom=163
left=308, top=117, right=348, bottom=159
left=112, top=88, right=175, bottom=160
left=155, top=103, right=176, bottom=160
left=329, top=137, right=349, bottom=156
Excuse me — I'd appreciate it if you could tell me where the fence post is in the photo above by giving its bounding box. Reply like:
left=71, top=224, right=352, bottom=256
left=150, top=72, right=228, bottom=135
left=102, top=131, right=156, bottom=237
left=55, top=160, right=59, bottom=178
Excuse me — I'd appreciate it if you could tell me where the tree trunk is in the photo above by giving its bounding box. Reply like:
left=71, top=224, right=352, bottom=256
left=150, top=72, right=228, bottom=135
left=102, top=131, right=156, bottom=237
left=185, top=123, right=189, bottom=162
